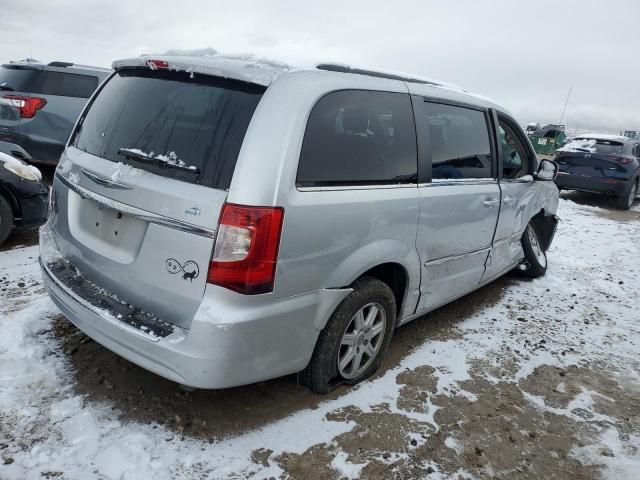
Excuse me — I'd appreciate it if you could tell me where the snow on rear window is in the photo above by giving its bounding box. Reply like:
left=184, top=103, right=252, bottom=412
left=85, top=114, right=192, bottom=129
left=558, top=138, right=625, bottom=155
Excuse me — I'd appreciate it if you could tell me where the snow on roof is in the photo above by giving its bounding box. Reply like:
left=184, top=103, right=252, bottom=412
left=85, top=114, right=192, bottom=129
left=112, top=49, right=485, bottom=101
left=112, top=52, right=294, bottom=86
left=573, top=133, right=629, bottom=142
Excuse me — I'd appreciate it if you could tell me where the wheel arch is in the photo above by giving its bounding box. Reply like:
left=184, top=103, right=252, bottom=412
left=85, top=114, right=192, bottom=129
left=356, top=262, right=409, bottom=318
left=0, top=182, right=21, bottom=219
left=529, top=208, right=558, bottom=252
left=325, top=239, right=420, bottom=321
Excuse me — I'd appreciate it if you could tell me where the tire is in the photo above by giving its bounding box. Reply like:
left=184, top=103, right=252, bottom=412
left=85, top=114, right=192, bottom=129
left=616, top=179, right=638, bottom=210
left=516, top=223, right=547, bottom=278
left=0, top=195, right=14, bottom=247
left=302, top=276, right=396, bottom=394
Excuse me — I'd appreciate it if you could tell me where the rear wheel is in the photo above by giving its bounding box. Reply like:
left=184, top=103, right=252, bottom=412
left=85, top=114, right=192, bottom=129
left=616, top=180, right=638, bottom=210
left=0, top=195, right=14, bottom=246
left=302, top=276, right=396, bottom=394
left=517, top=223, right=547, bottom=278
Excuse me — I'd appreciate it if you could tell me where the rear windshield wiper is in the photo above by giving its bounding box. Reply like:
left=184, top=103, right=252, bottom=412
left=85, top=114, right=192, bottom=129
left=0, top=83, right=15, bottom=91
left=117, top=148, right=200, bottom=175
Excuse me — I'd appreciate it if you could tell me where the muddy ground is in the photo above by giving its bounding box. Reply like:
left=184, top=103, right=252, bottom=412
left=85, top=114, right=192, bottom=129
left=1, top=191, right=639, bottom=479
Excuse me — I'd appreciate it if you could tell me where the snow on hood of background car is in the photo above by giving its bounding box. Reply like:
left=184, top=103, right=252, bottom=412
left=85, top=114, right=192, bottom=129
left=0, top=151, right=42, bottom=181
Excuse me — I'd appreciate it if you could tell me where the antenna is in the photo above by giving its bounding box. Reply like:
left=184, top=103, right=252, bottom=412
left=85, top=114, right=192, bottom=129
left=545, top=87, right=572, bottom=152
left=559, top=87, right=572, bottom=126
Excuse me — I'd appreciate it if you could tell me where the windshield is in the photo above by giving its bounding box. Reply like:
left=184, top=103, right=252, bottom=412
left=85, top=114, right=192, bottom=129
left=72, top=69, right=265, bottom=189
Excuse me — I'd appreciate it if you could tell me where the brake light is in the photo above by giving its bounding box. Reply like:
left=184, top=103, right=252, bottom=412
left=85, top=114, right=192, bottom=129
left=146, top=59, right=170, bottom=69
left=3, top=95, right=46, bottom=118
left=610, top=156, right=633, bottom=164
left=208, top=203, right=284, bottom=294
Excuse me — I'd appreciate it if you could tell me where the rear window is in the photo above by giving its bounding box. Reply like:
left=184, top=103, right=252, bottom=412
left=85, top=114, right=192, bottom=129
left=297, top=90, right=417, bottom=187
left=573, top=138, right=625, bottom=155
left=0, top=67, right=98, bottom=98
left=72, top=69, right=265, bottom=189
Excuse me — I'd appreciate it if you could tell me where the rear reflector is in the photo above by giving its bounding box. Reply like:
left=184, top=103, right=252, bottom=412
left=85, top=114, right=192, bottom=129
left=208, top=203, right=284, bottom=294
left=3, top=95, right=47, bottom=118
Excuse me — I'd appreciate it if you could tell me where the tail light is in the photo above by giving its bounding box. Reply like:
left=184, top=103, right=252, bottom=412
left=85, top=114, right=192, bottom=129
left=3, top=95, right=47, bottom=119
left=609, top=156, right=633, bottom=165
left=207, top=203, right=284, bottom=294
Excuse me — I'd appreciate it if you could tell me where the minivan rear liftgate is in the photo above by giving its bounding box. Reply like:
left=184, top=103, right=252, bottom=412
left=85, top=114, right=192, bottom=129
left=41, top=65, right=265, bottom=332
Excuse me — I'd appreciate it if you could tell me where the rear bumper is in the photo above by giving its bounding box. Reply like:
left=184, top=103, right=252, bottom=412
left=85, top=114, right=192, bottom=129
left=39, top=222, right=349, bottom=388
left=555, top=172, right=629, bottom=196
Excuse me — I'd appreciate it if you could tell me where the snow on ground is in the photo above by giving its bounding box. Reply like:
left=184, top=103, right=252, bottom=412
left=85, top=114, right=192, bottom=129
left=1, top=197, right=639, bottom=479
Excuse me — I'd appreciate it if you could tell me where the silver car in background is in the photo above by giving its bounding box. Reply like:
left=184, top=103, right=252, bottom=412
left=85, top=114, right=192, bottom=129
left=40, top=55, right=559, bottom=393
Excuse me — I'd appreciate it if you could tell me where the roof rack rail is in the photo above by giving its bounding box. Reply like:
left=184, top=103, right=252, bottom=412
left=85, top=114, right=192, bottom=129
left=316, top=64, right=440, bottom=86
left=48, top=61, right=74, bottom=68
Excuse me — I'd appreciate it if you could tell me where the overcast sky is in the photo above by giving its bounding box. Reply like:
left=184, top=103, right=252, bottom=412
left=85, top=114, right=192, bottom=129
left=1, top=0, right=638, bottom=132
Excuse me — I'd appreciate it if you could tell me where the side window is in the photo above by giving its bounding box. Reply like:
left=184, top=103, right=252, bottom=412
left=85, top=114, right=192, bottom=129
left=41, top=71, right=99, bottom=98
left=424, top=102, right=493, bottom=180
left=498, top=118, right=531, bottom=179
left=296, top=90, right=417, bottom=187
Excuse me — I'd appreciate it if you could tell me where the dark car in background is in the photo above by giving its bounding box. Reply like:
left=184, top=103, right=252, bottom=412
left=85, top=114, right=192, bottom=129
left=0, top=152, right=48, bottom=246
left=0, top=60, right=110, bottom=165
left=554, top=134, right=640, bottom=209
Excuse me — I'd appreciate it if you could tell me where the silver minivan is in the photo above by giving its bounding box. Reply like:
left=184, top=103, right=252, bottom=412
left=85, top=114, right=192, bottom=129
left=40, top=55, right=559, bottom=393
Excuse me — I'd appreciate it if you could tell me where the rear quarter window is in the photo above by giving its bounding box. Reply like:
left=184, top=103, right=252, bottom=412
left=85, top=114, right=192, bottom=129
left=297, top=90, right=417, bottom=187
left=43, top=71, right=98, bottom=98
left=72, top=69, right=265, bottom=189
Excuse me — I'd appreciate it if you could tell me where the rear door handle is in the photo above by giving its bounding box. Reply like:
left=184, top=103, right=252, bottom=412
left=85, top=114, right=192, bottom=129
left=483, top=198, right=499, bottom=208
left=503, top=195, right=516, bottom=205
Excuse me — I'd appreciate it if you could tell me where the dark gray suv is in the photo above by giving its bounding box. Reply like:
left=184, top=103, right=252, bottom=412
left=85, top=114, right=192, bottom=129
left=0, top=60, right=110, bottom=165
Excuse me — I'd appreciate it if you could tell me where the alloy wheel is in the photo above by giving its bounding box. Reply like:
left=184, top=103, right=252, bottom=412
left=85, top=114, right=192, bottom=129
left=337, top=302, right=387, bottom=380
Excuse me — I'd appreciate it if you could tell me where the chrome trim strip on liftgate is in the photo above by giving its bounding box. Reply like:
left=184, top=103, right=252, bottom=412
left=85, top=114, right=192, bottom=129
left=81, top=168, right=133, bottom=190
left=55, top=173, right=216, bottom=238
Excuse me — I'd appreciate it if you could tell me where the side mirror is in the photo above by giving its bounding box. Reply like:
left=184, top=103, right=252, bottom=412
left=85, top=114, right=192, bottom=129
left=536, top=159, right=559, bottom=181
